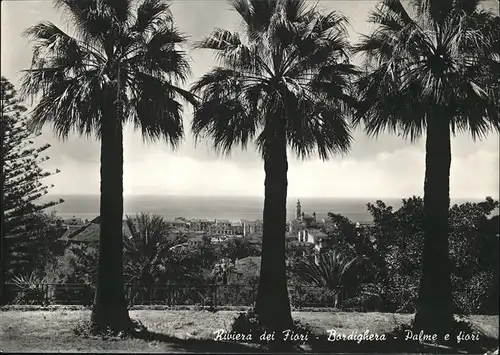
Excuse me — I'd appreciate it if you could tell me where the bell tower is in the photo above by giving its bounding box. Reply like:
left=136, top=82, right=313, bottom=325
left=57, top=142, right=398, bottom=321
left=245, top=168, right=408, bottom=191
left=296, top=199, right=302, bottom=220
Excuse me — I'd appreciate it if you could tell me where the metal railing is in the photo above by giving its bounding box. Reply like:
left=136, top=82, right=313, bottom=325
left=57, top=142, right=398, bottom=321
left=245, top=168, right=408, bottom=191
left=2, top=283, right=347, bottom=308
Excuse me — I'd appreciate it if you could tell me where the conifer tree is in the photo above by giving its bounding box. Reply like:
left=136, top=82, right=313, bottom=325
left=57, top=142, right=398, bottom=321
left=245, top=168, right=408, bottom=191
left=1, top=76, right=62, bottom=303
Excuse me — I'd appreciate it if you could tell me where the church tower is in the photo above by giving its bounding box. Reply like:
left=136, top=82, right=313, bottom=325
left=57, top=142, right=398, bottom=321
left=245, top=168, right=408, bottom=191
left=296, top=199, right=302, bottom=220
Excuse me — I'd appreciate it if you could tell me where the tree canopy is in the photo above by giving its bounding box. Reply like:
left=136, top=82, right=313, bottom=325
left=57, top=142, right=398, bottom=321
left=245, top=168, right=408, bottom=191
left=1, top=76, right=64, bottom=280
left=191, top=0, right=358, bottom=159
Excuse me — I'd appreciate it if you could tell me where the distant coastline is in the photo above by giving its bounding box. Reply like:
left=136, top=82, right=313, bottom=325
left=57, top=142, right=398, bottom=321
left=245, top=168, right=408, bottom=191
left=39, top=194, right=489, bottom=223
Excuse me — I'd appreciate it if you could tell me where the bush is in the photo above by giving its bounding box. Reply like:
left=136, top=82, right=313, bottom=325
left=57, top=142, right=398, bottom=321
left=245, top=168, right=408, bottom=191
left=9, top=273, right=49, bottom=305
left=342, top=285, right=383, bottom=312
left=380, top=273, right=419, bottom=312
left=289, top=286, right=338, bottom=308
left=453, top=272, right=498, bottom=315
left=45, top=244, right=98, bottom=286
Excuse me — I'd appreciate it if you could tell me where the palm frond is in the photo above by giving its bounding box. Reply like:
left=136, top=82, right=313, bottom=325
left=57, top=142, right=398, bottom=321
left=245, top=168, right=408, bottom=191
left=354, top=0, right=499, bottom=141
left=54, top=0, right=128, bottom=45
left=126, top=24, right=191, bottom=82
left=191, top=68, right=262, bottom=155
left=292, top=250, right=365, bottom=290
left=229, top=0, right=279, bottom=41
left=131, top=0, right=172, bottom=35
left=27, top=72, right=103, bottom=139
left=196, top=28, right=271, bottom=76
left=193, top=2, right=356, bottom=160
left=24, top=0, right=194, bottom=142
left=127, top=72, right=185, bottom=147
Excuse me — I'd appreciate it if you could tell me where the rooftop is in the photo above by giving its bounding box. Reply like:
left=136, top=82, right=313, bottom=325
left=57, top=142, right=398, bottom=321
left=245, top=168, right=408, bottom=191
left=60, top=216, right=133, bottom=243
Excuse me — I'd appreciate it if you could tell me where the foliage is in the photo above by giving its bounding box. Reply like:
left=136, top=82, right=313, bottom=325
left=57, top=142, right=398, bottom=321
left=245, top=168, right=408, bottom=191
left=233, top=256, right=261, bottom=285
left=289, top=285, right=339, bottom=308
left=21, top=0, right=197, bottom=141
left=171, top=240, right=218, bottom=273
left=1, top=77, right=64, bottom=281
left=122, top=214, right=218, bottom=304
left=9, top=241, right=98, bottom=305
left=366, top=196, right=499, bottom=314
left=448, top=197, right=499, bottom=314
left=323, top=213, right=377, bottom=260
left=354, top=0, right=499, bottom=140
left=211, top=258, right=236, bottom=285
left=7, top=212, right=67, bottom=281
left=10, top=272, right=49, bottom=305
left=123, top=213, right=181, bottom=286
left=148, top=247, right=207, bottom=285
left=217, top=238, right=260, bottom=263
left=285, top=242, right=314, bottom=272
left=191, top=0, right=357, bottom=158
left=46, top=243, right=98, bottom=285
left=341, top=283, right=383, bottom=311
left=291, top=250, right=368, bottom=297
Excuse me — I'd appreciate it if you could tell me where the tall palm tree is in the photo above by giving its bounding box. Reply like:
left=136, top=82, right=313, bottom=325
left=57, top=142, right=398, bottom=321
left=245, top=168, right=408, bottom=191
left=355, top=0, right=499, bottom=335
left=21, top=0, right=196, bottom=332
left=191, top=0, right=357, bottom=332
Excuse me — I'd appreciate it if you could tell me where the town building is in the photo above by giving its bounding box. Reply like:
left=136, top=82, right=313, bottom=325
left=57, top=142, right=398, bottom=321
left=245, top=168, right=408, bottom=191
left=241, top=219, right=263, bottom=236
left=188, top=219, right=212, bottom=232
left=288, top=199, right=321, bottom=234
left=63, top=217, right=86, bottom=226
left=230, top=221, right=244, bottom=235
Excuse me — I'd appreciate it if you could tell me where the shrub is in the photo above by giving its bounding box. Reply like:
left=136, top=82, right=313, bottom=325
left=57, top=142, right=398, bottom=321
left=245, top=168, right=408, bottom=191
left=289, top=286, right=338, bottom=308
left=9, top=273, right=49, bottom=305
left=342, top=284, right=383, bottom=311
left=453, top=272, right=497, bottom=315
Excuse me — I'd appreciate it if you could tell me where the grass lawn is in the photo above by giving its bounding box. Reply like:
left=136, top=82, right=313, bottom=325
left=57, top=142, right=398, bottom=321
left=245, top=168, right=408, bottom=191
left=0, top=308, right=498, bottom=353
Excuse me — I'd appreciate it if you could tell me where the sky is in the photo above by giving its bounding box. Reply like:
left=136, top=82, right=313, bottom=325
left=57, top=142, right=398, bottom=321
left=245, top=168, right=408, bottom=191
left=1, top=0, right=499, bottom=199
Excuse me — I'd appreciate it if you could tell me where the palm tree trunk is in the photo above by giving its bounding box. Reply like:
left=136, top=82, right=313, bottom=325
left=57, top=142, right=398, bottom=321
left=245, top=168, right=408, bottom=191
left=0, top=118, right=5, bottom=305
left=255, top=129, right=293, bottom=334
left=414, top=115, right=453, bottom=335
left=91, top=90, right=132, bottom=332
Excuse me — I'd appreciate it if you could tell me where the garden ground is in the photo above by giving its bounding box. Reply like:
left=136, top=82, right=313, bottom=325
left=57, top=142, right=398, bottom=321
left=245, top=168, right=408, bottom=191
left=0, top=308, right=498, bottom=353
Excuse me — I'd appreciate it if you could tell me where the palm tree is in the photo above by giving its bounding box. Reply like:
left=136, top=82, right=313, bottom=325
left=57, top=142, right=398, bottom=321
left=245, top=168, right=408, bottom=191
left=123, top=213, right=197, bottom=304
left=123, top=213, right=176, bottom=303
left=191, top=0, right=356, bottom=332
left=124, top=213, right=173, bottom=264
left=292, top=250, right=366, bottom=304
left=21, top=0, right=196, bottom=332
left=355, top=0, right=499, bottom=335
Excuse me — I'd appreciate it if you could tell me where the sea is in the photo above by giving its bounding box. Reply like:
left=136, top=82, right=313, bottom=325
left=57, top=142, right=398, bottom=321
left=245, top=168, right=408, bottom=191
left=39, top=195, right=487, bottom=223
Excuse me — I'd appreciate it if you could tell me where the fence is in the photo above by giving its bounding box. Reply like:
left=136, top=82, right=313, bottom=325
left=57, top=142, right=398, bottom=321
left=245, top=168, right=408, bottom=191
left=3, top=283, right=348, bottom=308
